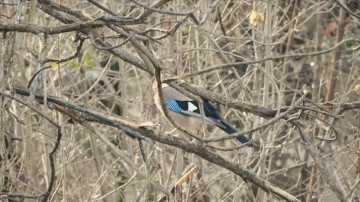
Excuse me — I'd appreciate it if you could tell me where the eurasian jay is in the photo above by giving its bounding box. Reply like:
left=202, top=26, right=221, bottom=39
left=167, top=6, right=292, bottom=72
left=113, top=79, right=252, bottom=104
left=153, top=81, right=257, bottom=148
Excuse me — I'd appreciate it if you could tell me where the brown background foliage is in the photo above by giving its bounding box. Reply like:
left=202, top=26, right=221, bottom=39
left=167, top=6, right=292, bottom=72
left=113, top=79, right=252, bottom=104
left=0, top=0, right=359, bottom=201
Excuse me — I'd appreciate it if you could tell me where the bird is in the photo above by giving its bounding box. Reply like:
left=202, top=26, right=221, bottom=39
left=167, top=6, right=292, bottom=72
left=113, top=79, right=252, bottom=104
left=153, top=81, right=257, bottom=148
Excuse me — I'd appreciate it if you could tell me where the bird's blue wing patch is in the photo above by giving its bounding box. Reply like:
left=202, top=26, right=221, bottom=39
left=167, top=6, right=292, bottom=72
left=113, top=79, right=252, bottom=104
left=166, top=99, right=228, bottom=129
left=166, top=100, right=183, bottom=113
left=165, top=98, right=255, bottom=147
left=167, top=100, right=200, bottom=114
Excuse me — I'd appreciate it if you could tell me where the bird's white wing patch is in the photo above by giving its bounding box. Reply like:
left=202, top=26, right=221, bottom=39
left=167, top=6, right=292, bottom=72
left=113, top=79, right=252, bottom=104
left=188, top=102, right=198, bottom=112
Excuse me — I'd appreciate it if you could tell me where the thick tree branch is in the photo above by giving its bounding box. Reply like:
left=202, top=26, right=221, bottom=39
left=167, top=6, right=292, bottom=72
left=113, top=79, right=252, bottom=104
left=3, top=86, right=300, bottom=202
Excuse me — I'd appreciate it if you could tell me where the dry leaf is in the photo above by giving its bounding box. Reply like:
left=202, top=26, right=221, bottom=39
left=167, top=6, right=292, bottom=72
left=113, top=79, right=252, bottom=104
left=322, top=21, right=337, bottom=36
left=249, top=10, right=264, bottom=27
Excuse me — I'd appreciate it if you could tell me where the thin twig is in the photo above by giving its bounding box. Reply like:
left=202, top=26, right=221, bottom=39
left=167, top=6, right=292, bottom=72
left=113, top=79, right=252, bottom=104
left=165, top=38, right=360, bottom=80
left=0, top=91, right=61, bottom=202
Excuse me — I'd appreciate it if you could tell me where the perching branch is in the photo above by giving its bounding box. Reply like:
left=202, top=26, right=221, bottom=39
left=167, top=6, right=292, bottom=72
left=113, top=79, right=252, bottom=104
left=3, top=86, right=300, bottom=202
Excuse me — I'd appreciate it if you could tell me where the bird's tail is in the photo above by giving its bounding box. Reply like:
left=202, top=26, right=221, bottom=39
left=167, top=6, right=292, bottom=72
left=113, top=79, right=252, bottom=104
left=219, top=119, right=259, bottom=148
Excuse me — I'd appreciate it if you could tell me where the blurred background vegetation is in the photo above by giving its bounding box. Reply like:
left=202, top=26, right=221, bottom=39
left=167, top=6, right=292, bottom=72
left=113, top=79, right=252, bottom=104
left=0, top=0, right=359, bottom=201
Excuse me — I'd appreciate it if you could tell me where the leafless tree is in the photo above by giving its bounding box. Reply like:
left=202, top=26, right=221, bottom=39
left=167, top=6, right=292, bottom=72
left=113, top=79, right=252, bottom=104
left=0, top=0, right=359, bottom=201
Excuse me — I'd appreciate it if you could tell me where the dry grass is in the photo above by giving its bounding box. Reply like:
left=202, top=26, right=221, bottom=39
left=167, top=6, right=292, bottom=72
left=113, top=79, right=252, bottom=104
left=0, top=0, right=359, bottom=201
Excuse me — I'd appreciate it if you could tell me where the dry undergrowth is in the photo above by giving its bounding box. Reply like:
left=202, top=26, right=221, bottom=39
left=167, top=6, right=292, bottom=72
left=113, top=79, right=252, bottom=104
left=0, top=1, right=359, bottom=201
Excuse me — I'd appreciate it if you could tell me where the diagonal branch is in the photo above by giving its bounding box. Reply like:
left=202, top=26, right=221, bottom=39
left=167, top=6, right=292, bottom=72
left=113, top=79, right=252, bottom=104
left=3, top=86, right=301, bottom=202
